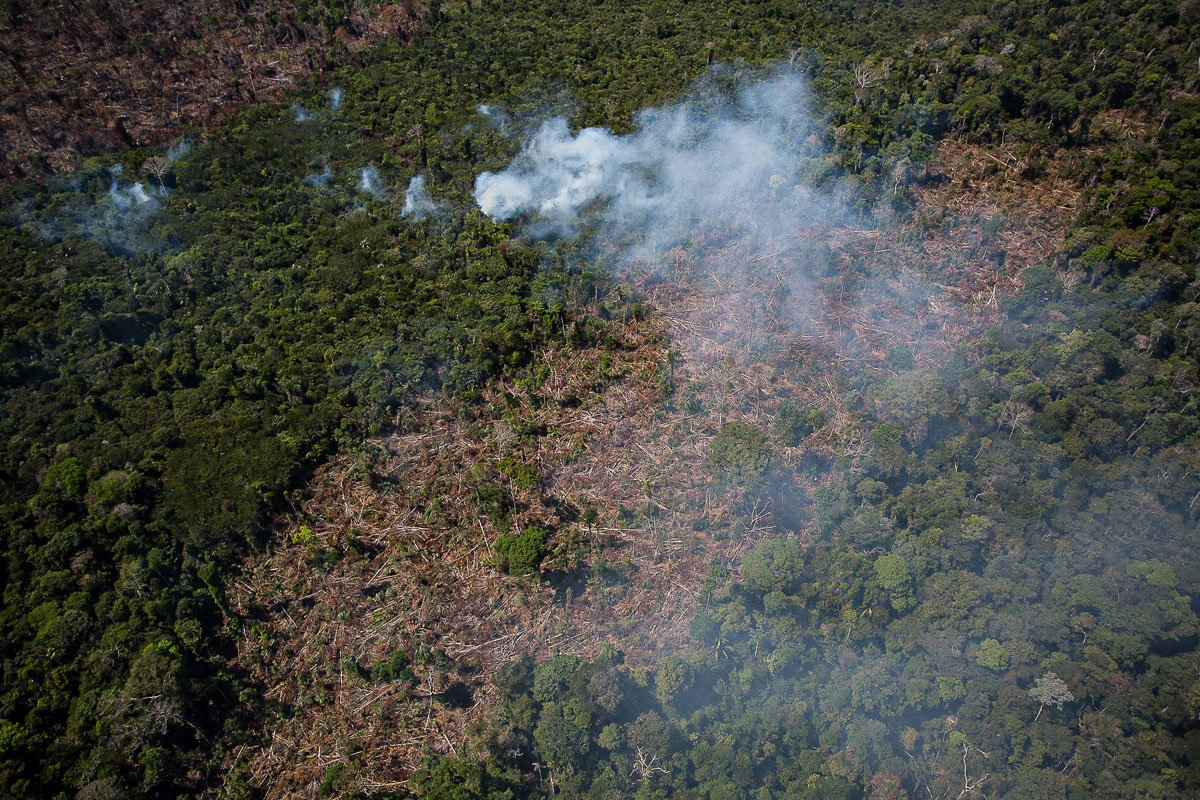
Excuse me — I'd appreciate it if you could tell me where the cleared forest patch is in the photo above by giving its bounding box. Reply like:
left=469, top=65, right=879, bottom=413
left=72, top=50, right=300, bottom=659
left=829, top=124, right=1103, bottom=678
left=0, top=1, right=425, bottom=181
left=223, top=141, right=1079, bottom=796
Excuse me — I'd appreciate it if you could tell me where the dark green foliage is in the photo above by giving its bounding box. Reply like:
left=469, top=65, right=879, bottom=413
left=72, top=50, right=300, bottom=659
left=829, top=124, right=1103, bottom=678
left=741, top=537, right=806, bottom=595
left=494, top=525, right=551, bottom=576
left=497, top=456, right=540, bottom=492
left=707, top=422, right=772, bottom=488
left=777, top=400, right=827, bottom=446
left=316, top=762, right=345, bottom=797
left=410, top=754, right=522, bottom=799
left=372, top=650, right=415, bottom=683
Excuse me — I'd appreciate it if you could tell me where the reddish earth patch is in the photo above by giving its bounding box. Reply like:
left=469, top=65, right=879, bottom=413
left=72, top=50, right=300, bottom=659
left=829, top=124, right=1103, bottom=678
left=0, top=1, right=425, bottom=182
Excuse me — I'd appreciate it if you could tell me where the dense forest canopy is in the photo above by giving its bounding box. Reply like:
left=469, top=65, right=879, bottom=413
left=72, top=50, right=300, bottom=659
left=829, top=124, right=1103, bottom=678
left=1, top=0, right=1198, bottom=798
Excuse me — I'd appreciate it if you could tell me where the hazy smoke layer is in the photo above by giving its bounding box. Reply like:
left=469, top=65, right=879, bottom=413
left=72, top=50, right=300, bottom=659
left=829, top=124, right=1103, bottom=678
left=329, top=87, right=344, bottom=111
left=402, top=175, right=438, bottom=219
left=473, top=67, right=825, bottom=256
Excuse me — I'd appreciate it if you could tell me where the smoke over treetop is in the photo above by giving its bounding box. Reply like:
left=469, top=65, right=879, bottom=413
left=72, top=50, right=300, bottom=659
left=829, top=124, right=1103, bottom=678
left=402, top=174, right=439, bottom=219
left=473, top=65, right=882, bottom=369
left=474, top=67, right=827, bottom=255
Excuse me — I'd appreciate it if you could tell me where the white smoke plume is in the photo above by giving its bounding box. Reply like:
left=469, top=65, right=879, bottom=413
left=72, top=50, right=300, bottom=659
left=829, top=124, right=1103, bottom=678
left=401, top=175, right=439, bottom=219
left=107, top=166, right=159, bottom=211
left=359, top=165, right=386, bottom=198
left=329, top=87, right=345, bottom=111
left=293, top=102, right=313, bottom=123
left=470, top=65, right=932, bottom=371
left=473, top=66, right=831, bottom=260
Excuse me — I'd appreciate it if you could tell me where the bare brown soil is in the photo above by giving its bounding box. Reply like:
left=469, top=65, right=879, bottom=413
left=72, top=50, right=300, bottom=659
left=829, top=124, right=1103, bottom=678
left=0, top=1, right=424, bottom=182
left=221, top=141, right=1079, bottom=797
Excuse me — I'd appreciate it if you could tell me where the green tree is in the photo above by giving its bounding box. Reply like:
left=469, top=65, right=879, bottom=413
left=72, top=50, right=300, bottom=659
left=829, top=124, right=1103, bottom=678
left=742, top=537, right=806, bottom=595
left=494, top=525, right=551, bottom=576
left=975, top=638, right=1008, bottom=671
left=708, top=422, right=772, bottom=488
left=873, top=553, right=914, bottom=611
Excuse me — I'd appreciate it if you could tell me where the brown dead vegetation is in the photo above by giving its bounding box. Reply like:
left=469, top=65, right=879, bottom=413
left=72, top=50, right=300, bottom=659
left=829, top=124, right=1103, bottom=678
left=222, top=141, right=1079, bottom=797
left=0, top=1, right=424, bottom=182
left=225, top=312, right=774, bottom=797
left=912, top=138, right=1082, bottom=296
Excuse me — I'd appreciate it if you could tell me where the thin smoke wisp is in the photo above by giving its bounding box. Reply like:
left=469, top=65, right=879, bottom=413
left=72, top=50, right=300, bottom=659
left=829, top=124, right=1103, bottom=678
left=401, top=175, right=439, bottom=219
left=477, top=103, right=511, bottom=134
left=305, top=163, right=333, bottom=188
left=166, top=138, right=192, bottom=164
left=359, top=165, right=386, bottom=198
